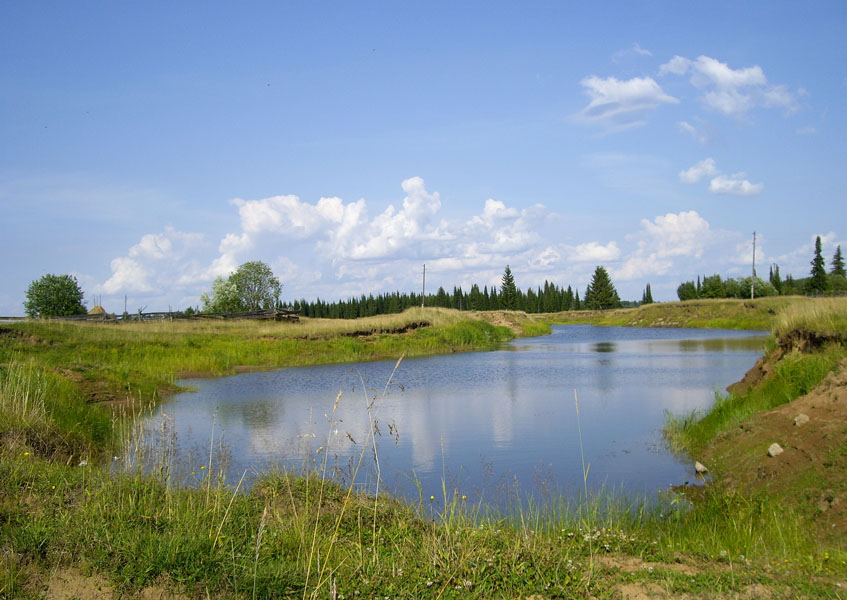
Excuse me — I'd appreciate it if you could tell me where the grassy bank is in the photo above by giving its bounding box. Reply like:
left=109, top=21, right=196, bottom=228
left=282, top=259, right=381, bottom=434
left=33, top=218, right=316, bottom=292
left=2, top=302, right=847, bottom=597
left=544, top=296, right=817, bottom=330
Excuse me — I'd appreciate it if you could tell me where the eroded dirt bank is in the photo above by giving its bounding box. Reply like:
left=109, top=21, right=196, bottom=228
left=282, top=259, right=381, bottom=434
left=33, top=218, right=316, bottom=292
left=699, top=329, right=847, bottom=542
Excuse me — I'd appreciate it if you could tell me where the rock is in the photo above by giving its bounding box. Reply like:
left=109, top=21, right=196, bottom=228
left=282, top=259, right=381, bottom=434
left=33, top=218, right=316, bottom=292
left=767, top=443, right=784, bottom=457
left=793, top=413, right=809, bottom=426
left=694, top=461, right=708, bottom=474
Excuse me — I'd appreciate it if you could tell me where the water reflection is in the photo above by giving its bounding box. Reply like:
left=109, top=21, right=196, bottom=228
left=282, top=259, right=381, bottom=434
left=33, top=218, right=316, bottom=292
left=145, top=325, right=766, bottom=505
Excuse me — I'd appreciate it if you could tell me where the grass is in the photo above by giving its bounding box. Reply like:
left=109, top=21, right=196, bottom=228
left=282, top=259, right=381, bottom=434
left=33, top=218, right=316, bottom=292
left=665, top=343, right=847, bottom=457
left=1, top=300, right=847, bottom=597
left=544, top=296, right=815, bottom=331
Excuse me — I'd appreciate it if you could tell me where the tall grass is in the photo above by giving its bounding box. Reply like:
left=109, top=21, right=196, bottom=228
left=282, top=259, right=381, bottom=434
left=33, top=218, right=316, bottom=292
left=665, top=344, right=847, bottom=456
left=773, top=296, right=847, bottom=339
left=0, top=359, right=112, bottom=459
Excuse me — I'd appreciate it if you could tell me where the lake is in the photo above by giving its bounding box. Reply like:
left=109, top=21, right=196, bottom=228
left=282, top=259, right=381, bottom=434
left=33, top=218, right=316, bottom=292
left=142, top=325, right=766, bottom=505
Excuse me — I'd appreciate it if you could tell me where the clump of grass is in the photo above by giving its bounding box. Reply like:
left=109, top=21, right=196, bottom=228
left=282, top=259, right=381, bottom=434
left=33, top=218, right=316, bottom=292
left=665, top=343, right=847, bottom=456
left=0, top=360, right=112, bottom=460
left=773, top=297, right=847, bottom=339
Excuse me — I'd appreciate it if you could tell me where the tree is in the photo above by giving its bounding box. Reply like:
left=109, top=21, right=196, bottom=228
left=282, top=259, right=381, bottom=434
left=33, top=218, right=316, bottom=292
left=769, top=264, right=783, bottom=295
left=583, top=266, right=621, bottom=310
left=24, top=274, right=86, bottom=317
left=831, top=245, right=846, bottom=277
left=807, top=236, right=828, bottom=294
left=676, top=280, right=698, bottom=301
left=201, top=261, right=281, bottom=313
left=500, top=265, right=518, bottom=310
left=641, top=283, right=654, bottom=304
left=699, top=274, right=725, bottom=299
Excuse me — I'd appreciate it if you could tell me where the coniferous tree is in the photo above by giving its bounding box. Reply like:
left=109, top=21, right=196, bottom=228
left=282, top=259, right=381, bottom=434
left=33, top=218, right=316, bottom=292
left=500, top=265, right=518, bottom=310
left=808, top=236, right=828, bottom=294
left=677, top=280, right=698, bottom=301
left=769, top=264, right=783, bottom=295
left=832, top=245, right=846, bottom=277
left=641, top=283, right=654, bottom=304
left=583, top=266, right=621, bottom=310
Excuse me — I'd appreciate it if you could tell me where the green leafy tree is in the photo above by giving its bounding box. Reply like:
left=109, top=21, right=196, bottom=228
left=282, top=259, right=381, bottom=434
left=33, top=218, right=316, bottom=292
left=641, top=283, right=654, bottom=304
left=24, top=274, right=86, bottom=317
left=676, top=280, right=698, bottom=301
left=807, top=236, right=828, bottom=294
left=699, top=274, right=725, bottom=299
left=201, top=261, right=281, bottom=313
left=831, top=245, right=846, bottom=277
left=500, top=265, right=518, bottom=310
left=583, top=266, right=621, bottom=310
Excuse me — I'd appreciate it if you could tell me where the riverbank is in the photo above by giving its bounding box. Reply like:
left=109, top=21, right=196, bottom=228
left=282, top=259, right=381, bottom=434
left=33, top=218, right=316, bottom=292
left=544, top=296, right=813, bottom=330
left=2, top=301, right=846, bottom=598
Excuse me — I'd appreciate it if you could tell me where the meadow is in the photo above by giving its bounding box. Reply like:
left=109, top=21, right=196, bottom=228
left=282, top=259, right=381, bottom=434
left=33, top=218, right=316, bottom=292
left=1, top=301, right=846, bottom=598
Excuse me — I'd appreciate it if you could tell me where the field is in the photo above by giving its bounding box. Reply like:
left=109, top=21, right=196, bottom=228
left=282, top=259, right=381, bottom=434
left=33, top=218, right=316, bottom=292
left=1, top=300, right=846, bottom=598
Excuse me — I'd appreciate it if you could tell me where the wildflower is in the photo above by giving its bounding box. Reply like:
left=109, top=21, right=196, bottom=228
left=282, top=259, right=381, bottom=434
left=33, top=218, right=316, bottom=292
left=430, top=495, right=434, bottom=502
left=23, top=452, right=30, bottom=457
left=461, top=495, right=467, bottom=501
left=78, top=460, right=87, bottom=467
left=51, top=485, right=56, bottom=490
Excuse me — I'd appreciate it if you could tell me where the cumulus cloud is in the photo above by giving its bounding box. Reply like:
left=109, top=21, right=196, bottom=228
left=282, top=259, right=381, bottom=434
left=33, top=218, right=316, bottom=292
left=615, top=211, right=713, bottom=280
left=708, top=174, right=764, bottom=196
left=659, top=55, right=798, bottom=117
left=576, top=75, right=678, bottom=129
left=101, top=227, right=206, bottom=294
left=565, top=241, right=621, bottom=263
left=679, top=158, right=718, bottom=183
left=678, top=159, right=763, bottom=196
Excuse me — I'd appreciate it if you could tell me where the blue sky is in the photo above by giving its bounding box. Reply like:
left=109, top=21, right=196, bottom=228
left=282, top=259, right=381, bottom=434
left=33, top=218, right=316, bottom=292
left=2, top=2, right=845, bottom=314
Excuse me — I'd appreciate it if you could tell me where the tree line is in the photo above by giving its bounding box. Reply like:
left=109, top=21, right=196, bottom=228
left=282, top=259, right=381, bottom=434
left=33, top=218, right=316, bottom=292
left=21, top=261, right=632, bottom=319
left=676, top=238, right=846, bottom=301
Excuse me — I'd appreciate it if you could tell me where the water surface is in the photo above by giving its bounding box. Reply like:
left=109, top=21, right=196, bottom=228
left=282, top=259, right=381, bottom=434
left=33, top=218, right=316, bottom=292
left=145, top=325, right=766, bottom=504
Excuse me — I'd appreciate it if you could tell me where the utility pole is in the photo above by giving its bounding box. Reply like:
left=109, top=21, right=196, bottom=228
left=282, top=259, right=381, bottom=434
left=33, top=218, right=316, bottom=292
left=751, top=231, right=757, bottom=300
left=421, top=264, right=426, bottom=308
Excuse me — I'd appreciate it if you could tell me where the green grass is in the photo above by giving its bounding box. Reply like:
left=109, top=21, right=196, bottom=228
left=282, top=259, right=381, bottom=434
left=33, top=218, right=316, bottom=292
left=2, top=301, right=847, bottom=597
left=545, top=296, right=814, bottom=331
left=665, top=343, right=847, bottom=457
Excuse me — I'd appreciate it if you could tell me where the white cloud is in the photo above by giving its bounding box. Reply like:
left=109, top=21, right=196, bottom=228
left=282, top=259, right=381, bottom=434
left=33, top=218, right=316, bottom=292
left=658, top=55, right=691, bottom=76
left=612, top=42, right=652, bottom=62
left=565, top=241, right=621, bottom=263
left=659, top=55, right=798, bottom=117
left=101, top=227, right=206, bottom=294
left=615, top=211, right=713, bottom=280
left=708, top=174, right=764, bottom=196
left=678, top=159, right=763, bottom=196
left=576, top=76, right=678, bottom=128
left=679, top=158, right=718, bottom=184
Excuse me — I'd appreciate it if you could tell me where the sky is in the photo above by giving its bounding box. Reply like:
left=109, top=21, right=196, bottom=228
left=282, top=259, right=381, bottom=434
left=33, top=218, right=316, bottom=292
left=1, top=2, right=845, bottom=315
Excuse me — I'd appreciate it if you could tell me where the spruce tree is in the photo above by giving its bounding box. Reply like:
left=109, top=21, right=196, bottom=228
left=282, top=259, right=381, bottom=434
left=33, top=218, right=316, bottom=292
left=808, top=235, right=828, bottom=294
left=500, top=265, right=518, bottom=310
left=769, top=264, right=782, bottom=295
left=583, top=266, right=621, bottom=310
left=641, top=283, right=653, bottom=304
left=831, top=245, right=846, bottom=277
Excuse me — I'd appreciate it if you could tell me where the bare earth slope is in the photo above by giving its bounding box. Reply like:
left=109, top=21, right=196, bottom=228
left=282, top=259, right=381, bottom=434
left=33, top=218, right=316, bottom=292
left=703, top=358, right=847, bottom=542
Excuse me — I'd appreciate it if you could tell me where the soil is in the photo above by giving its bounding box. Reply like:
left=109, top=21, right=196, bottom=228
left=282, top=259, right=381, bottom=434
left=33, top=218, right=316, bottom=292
left=32, top=568, right=192, bottom=600
left=699, top=355, right=847, bottom=542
